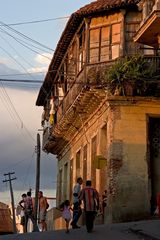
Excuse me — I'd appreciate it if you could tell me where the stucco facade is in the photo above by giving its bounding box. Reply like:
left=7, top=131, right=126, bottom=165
left=36, top=0, right=160, bottom=225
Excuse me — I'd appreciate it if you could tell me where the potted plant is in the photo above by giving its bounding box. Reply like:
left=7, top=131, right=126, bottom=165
left=105, top=55, right=154, bottom=96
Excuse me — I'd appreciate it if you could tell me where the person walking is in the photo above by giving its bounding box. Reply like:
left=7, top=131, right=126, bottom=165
left=59, top=200, right=72, bottom=233
left=19, top=192, right=35, bottom=232
left=102, top=190, right=107, bottom=213
left=79, top=180, right=99, bottom=233
left=71, top=177, right=83, bottom=229
left=18, top=194, right=26, bottom=233
left=38, top=191, right=48, bottom=231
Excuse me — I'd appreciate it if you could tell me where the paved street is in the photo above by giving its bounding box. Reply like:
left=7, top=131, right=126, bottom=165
left=1, top=220, right=160, bottom=240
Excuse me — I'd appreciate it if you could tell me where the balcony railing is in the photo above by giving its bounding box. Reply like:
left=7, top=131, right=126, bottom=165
left=56, top=56, right=160, bottom=122
left=43, top=55, right=160, bottom=154
left=145, top=55, right=160, bottom=73
left=56, top=61, right=114, bottom=123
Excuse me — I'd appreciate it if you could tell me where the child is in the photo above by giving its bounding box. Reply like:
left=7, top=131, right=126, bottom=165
left=60, top=200, right=72, bottom=233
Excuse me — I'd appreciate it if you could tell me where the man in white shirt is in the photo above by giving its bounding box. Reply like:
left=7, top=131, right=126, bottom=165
left=71, top=177, right=83, bottom=229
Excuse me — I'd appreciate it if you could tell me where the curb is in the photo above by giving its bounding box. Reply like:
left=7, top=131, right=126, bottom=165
left=129, top=228, right=160, bottom=240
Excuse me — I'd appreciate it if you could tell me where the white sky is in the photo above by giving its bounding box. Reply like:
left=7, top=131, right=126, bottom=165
left=0, top=0, right=92, bottom=206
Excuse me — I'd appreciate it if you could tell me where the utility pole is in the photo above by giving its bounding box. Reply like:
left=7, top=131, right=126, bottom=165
left=3, top=172, right=17, bottom=233
left=33, top=133, right=41, bottom=231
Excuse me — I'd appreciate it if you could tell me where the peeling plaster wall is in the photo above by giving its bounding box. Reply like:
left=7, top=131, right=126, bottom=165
left=106, top=99, right=160, bottom=223
left=56, top=98, right=160, bottom=224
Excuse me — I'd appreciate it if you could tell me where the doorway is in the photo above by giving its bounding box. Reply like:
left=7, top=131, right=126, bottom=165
left=149, top=117, right=160, bottom=214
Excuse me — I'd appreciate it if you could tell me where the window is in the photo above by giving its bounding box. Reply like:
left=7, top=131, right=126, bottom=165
left=90, top=28, right=100, bottom=63
left=58, top=169, right=62, bottom=204
left=63, top=163, right=68, bottom=200
left=101, top=27, right=110, bottom=61
left=111, top=23, right=120, bottom=59
left=76, top=150, right=81, bottom=177
left=89, top=23, right=121, bottom=63
left=91, top=136, right=97, bottom=188
left=70, top=159, right=73, bottom=201
left=83, top=145, right=88, bottom=185
left=78, top=27, right=85, bottom=72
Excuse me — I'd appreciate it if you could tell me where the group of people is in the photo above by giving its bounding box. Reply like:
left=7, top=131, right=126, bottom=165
left=18, top=190, right=49, bottom=233
left=17, top=180, right=107, bottom=234
left=59, top=177, right=107, bottom=233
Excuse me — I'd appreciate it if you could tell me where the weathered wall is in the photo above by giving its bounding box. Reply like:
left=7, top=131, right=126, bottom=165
left=57, top=101, right=109, bottom=206
left=106, top=98, right=160, bottom=222
left=57, top=97, right=160, bottom=224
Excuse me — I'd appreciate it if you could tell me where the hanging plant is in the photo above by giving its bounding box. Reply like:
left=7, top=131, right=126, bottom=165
left=105, top=55, right=154, bottom=96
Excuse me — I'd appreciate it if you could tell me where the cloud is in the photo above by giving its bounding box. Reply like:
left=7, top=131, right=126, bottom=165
left=34, top=53, right=52, bottom=65
left=0, top=86, right=57, bottom=206
left=27, top=66, right=48, bottom=73
left=0, top=57, right=10, bottom=65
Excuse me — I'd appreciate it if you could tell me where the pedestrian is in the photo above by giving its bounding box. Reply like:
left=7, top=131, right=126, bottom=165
left=19, top=193, right=27, bottom=232
left=71, top=177, right=83, bottom=229
left=102, top=190, right=107, bottom=215
left=38, top=191, right=49, bottom=231
left=19, top=192, right=35, bottom=232
left=156, top=192, right=160, bottom=217
left=79, top=180, right=99, bottom=233
left=16, top=201, right=25, bottom=233
left=59, top=200, right=72, bottom=233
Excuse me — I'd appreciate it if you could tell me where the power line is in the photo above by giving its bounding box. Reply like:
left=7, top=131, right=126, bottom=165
left=0, top=80, right=36, bottom=142
left=0, top=79, right=43, bottom=83
left=0, top=27, right=53, bottom=58
left=0, top=45, right=39, bottom=80
left=0, top=33, right=40, bottom=77
left=0, top=20, right=54, bottom=52
left=1, top=16, right=69, bottom=27
left=0, top=72, right=45, bottom=77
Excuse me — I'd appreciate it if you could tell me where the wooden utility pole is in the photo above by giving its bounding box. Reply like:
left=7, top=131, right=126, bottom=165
left=3, top=172, right=17, bottom=233
left=33, top=133, right=41, bottom=231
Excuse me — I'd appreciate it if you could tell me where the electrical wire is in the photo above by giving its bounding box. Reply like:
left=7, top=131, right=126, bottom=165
left=0, top=20, right=54, bottom=52
left=0, top=16, right=69, bottom=27
left=0, top=79, right=43, bottom=83
left=0, top=27, right=53, bottom=59
left=15, top=150, right=36, bottom=203
left=0, top=80, right=36, bottom=143
left=0, top=46, right=38, bottom=81
left=0, top=33, right=39, bottom=76
left=0, top=27, right=53, bottom=54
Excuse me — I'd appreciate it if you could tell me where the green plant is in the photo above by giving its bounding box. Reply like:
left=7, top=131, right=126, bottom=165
left=105, top=55, right=154, bottom=96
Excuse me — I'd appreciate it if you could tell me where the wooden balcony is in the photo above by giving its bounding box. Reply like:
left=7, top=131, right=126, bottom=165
left=42, top=56, right=160, bottom=154
left=134, top=10, right=160, bottom=48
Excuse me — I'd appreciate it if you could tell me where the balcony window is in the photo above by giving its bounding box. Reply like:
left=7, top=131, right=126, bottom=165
left=78, top=27, right=85, bottom=72
left=111, top=23, right=120, bottom=59
left=67, top=40, right=77, bottom=83
left=101, top=26, right=110, bottom=61
left=89, top=23, right=120, bottom=63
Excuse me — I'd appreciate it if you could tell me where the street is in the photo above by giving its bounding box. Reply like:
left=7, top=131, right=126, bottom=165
left=0, top=221, right=159, bottom=240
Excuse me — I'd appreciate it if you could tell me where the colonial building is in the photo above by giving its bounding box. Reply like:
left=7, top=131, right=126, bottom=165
left=36, top=0, right=160, bottom=223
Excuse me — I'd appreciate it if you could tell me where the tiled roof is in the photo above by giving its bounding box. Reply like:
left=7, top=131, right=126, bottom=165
left=76, top=0, right=140, bottom=15
left=36, top=0, right=140, bottom=106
